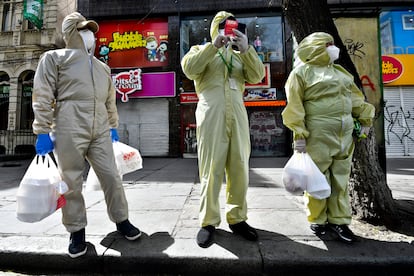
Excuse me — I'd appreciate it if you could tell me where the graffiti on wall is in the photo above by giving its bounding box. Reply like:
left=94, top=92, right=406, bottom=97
left=384, top=102, right=414, bottom=145
left=344, top=38, right=366, bottom=60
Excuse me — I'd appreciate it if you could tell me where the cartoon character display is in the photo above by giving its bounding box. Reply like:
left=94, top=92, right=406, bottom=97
left=157, top=41, right=168, bottom=62
left=98, top=44, right=111, bottom=64
left=145, top=36, right=158, bottom=61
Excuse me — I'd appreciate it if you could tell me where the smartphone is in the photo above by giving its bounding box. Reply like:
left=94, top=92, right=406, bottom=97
left=224, top=20, right=246, bottom=37
left=223, top=20, right=246, bottom=50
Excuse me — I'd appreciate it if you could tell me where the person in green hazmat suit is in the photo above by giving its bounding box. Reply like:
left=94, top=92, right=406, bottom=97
left=282, top=32, right=375, bottom=243
left=181, top=11, right=265, bottom=248
left=32, top=12, right=141, bottom=258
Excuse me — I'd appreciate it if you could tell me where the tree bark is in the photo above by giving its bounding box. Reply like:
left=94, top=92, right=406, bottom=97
left=282, top=0, right=400, bottom=227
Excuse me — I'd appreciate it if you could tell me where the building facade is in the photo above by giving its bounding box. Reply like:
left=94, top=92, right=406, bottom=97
left=1, top=0, right=413, bottom=158
left=0, top=0, right=76, bottom=157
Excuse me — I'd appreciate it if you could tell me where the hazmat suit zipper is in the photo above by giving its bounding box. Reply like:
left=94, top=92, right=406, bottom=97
left=89, top=54, right=94, bottom=84
left=340, top=116, right=345, bottom=152
left=219, top=47, right=234, bottom=138
left=88, top=53, right=97, bottom=137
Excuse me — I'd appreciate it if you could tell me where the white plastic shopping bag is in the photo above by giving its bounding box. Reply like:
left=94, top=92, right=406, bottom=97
left=85, top=165, right=125, bottom=191
left=113, top=141, right=143, bottom=175
left=85, top=142, right=142, bottom=191
left=16, top=154, right=68, bottom=223
left=282, top=152, right=331, bottom=199
left=305, top=156, right=331, bottom=199
left=85, top=166, right=103, bottom=191
left=282, top=152, right=308, bottom=195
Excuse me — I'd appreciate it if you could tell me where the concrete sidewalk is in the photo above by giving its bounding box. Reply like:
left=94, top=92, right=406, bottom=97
left=0, top=157, right=413, bottom=275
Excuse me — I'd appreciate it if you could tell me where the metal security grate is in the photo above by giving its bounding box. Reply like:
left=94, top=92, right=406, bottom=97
left=0, top=130, right=36, bottom=158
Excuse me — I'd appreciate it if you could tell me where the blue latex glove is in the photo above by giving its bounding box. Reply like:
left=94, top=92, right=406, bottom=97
left=110, top=128, right=119, bottom=142
left=35, top=133, right=54, bottom=156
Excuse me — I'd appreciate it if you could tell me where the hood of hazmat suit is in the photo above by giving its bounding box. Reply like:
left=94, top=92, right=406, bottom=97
left=282, top=32, right=375, bottom=141
left=32, top=12, right=118, bottom=137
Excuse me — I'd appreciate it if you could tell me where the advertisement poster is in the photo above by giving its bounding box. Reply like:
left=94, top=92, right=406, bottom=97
left=249, top=111, right=286, bottom=157
left=95, top=18, right=168, bottom=68
left=244, top=88, right=277, bottom=101
left=382, top=54, right=414, bottom=86
left=112, top=70, right=175, bottom=102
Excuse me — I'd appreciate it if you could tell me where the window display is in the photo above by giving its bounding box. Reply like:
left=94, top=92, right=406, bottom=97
left=179, top=13, right=288, bottom=157
left=249, top=110, right=287, bottom=157
left=180, top=14, right=283, bottom=62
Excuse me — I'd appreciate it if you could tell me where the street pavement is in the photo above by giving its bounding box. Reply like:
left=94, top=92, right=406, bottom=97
left=0, top=156, right=413, bottom=275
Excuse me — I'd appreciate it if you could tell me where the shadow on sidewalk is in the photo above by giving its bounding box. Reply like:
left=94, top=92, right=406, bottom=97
left=99, top=231, right=175, bottom=274
left=392, top=199, right=414, bottom=236
left=215, top=228, right=414, bottom=275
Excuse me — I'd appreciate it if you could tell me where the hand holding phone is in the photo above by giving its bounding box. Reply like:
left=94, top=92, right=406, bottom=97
left=224, top=20, right=246, bottom=37
left=231, top=29, right=248, bottom=52
left=219, top=19, right=248, bottom=51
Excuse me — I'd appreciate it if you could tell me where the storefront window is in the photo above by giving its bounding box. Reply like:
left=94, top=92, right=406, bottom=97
left=180, top=14, right=283, bottom=62
left=180, top=13, right=288, bottom=158
left=249, top=109, right=288, bottom=157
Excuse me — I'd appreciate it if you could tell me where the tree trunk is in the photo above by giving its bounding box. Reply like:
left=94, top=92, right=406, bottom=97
left=350, top=130, right=398, bottom=226
left=282, top=0, right=400, bottom=227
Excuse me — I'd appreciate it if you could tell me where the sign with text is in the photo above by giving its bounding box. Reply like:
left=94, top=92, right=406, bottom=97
left=244, top=88, right=277, bottom=101
left=382, top=54, right=413, bottom=86
left=180, top=92, right=199, bottom=104
left=95, top=18, right=168, bottom=68
left=112, top=70, right=175, bottom=102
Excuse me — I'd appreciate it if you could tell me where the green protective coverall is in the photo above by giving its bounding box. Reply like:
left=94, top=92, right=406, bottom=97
left=181, top=11, right=265, bottom=227
left=282, top=32, right=375, bottom=225
left=32, top=12, right=129, bottom=233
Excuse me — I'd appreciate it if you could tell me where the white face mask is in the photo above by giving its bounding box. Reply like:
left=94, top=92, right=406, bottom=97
left=326, top=45, right=340, bottom=63
left=79, top=29, right=95, bottom=51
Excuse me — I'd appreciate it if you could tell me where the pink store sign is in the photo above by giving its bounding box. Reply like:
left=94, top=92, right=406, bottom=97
left=112, top=70, right=175, bottom=102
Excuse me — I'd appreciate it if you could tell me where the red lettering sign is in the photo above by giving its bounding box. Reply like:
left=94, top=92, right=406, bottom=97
left=382, top=56, right=403, bottom=83
left=180, top=92, right=199, bottom=103
left=112, top=69, right=142, bottom=102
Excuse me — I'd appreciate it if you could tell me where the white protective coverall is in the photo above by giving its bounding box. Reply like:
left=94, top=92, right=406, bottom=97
left=32, top=12, right=129, bottom=232
left=282, top=32, right=375, bottom=225
left=181, top=11, right=265, bottom=227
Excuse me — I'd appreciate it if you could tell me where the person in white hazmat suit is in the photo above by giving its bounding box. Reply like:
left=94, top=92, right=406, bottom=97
left=181, top=11, right=265, bottom=248
left=32, top=12, right=141, bottom=258
left=282, top=32, right=375, bottom=243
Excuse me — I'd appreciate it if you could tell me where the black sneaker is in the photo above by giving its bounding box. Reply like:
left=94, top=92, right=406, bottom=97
left=328, top=224, right=356, bottom=243
left=116, top=219, right=141, bottom=241
left=196, top=225, right=215, bottom=248
left=310, top=224, right=326, bottom=235
left=68, top=228, right=87, bottom=258
left=229, top=221, right=258, bottom=241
